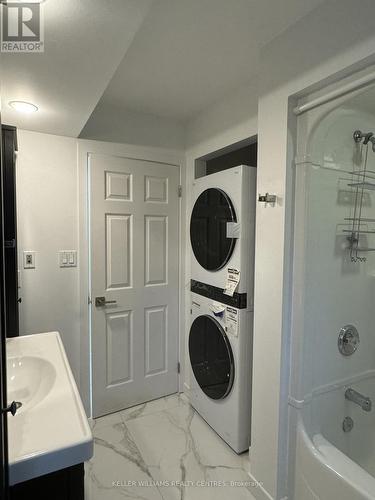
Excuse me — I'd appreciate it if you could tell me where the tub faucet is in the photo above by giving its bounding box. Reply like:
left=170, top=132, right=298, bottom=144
left=345, top=388, right=372, bottom=412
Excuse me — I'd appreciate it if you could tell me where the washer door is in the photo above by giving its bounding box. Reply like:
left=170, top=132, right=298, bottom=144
left=190, top=188, right=237, bottom=271
left=189, top=315, right=235, bottom=400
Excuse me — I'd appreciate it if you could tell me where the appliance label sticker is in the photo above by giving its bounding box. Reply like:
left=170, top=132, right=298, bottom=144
left=226, top=306, right=238, bottom=336
left=223, top=268, right=240, bottom=296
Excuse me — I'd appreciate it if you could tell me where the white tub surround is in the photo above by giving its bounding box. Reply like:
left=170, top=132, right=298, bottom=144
left=7, top=332, right=93, bottom=485
left=290, top=79, right=375, bottom=500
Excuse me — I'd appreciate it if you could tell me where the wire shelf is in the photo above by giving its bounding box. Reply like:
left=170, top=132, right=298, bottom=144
left=347, top=181, right=375, bottom=191
left=344, top=217, right=375, bottom=222
left=343, top=229, right=375, bottom=234
left=348, top=169, right=375, bottom=180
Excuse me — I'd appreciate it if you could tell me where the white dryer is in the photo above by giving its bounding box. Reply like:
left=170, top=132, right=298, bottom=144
left=190, top=165, right=256, bottom=305
left=188, top=292, right=253, bottom=453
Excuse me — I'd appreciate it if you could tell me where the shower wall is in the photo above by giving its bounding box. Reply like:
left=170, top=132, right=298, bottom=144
left=290, top=85, right=375, bottom=500
left=291, top=91, right=375, bottom=433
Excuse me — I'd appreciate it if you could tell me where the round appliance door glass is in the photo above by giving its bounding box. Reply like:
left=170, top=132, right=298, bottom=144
left=189, top=315, right=235, bottom=400
left=190, top=188, right=237, bottom=271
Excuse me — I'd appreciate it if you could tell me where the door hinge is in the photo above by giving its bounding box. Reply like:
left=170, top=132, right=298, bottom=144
left=4, top=239, right=15, bottom=248
left=177, top=362, right=181, bottom=374
left=178, top=185, right=182, bottom=198
left=88, top=296, right=92, bottom=305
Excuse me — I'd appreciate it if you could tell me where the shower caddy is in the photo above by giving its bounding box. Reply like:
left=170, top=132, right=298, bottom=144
left=345, top=130, right=375, bottom=261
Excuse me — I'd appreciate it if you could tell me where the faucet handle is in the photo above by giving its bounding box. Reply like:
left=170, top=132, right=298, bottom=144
left=1, top=401, right=22, bottom=416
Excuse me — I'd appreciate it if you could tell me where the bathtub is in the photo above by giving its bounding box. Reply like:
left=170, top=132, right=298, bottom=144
left=292, top=373, right=375, bottom=500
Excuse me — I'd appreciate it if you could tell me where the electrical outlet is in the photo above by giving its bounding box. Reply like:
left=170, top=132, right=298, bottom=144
left=23, top=251, right=36, bottom=269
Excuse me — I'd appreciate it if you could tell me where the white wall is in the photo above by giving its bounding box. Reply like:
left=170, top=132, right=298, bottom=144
left=16, top=130, right=81, bottom=384
left=79, top=100, right=186, bottom=150
left=251, top=1, right=375, bottom=499
left=185, top=81, right=258, bottom=153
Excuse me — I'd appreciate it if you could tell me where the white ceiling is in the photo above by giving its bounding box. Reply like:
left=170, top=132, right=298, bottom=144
left=1, top=0, right=154, bottom=136
left=2, top=0, right=326, bottom=137
left=93, top=0, right=326, bottom=122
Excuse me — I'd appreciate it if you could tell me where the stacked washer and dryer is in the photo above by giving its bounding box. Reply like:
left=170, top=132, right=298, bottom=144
left=188, top=164, right=256, bottom=454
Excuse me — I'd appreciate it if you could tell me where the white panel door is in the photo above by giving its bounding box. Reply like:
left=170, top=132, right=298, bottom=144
left=90, top=153, right=180, bottom=417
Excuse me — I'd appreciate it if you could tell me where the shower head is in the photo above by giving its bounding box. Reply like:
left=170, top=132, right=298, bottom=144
left=353, top=130, right=363, bottom=143
left=353, top=130, right=375, bottom=150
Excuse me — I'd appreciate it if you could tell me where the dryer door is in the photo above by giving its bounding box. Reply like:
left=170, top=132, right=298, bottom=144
left=190, top=188, right=237, bottom=271
left=189, top=315, right=235, bottom=400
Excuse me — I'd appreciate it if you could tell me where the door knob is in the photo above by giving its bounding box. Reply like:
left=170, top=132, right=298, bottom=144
left=95, top=296, right=117, bottom=307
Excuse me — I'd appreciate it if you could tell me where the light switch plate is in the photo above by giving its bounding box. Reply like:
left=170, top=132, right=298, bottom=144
left=23, top=251, right=36, bottom=269
left=59, top=250, right=77, bottom=268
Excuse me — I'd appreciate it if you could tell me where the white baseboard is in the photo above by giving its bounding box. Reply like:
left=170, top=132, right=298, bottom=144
left=246, top=471, right=276, bottom=500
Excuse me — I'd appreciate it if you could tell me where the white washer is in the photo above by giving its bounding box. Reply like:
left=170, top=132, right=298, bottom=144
left=188, top=292, right=253, bottom=453
left=190, top=165, right=256, bottom=302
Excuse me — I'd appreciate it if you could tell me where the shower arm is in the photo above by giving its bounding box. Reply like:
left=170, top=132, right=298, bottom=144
left=353, top=130, right=375, bottom=152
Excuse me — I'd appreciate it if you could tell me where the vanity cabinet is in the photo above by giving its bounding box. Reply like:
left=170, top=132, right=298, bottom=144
left=9, top=463, right=84, bottom=500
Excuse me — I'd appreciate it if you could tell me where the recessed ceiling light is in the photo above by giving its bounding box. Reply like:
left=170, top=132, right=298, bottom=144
left=9, top=101, right=38, bottom=114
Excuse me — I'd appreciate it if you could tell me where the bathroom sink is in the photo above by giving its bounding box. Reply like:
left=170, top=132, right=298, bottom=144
left=6, top=332, right=93, bottom=485
left=7, top=356, right=56, bottom=413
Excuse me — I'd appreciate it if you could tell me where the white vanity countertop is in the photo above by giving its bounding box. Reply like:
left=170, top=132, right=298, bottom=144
left=7, top=331, right=93, bottom=485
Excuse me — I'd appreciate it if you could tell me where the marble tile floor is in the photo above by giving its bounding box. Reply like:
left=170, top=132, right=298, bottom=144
left=85, top=393, right=258, bottom=500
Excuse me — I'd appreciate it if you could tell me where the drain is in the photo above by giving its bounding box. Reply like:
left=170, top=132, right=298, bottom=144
left=342, top=416, right=354, bottom=432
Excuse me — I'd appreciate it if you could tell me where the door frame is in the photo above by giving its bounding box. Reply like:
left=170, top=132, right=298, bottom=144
left=0, top=115, right=10, bottom=498
left=78, top=140, right=185, bottom=417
